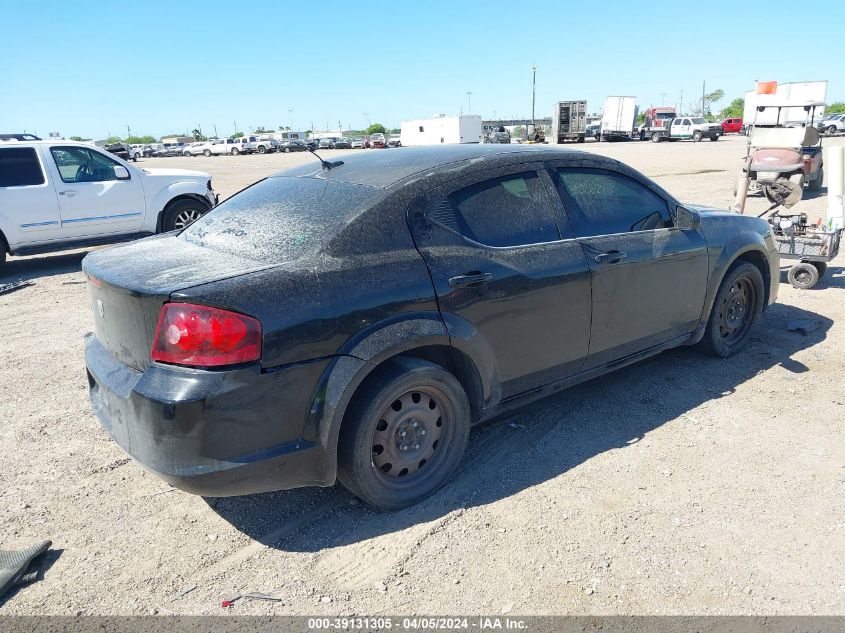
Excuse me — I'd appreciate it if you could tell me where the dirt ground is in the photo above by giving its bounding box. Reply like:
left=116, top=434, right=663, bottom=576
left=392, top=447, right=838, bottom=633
left=1, top=136, right=843, bottom=615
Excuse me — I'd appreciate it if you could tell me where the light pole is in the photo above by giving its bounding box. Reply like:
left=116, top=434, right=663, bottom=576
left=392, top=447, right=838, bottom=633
left=364, top=112, right=370, bottom=127
left=288, top=109, right=293, bottom=131
left=531, top=65, right=537, bottom=138
left=466, top=91, right=472, bottom=114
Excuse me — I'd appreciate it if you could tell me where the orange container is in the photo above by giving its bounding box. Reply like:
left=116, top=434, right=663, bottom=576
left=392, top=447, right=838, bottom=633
left=756, top=81, right=777, bottom=95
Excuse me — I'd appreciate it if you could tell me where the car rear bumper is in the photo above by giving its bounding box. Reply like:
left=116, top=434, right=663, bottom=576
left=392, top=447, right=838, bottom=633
left=84, top=334, right=331, bottom=496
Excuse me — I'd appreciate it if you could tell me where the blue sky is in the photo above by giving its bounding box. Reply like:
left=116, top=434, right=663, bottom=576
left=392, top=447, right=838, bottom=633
left=1, top=0, right=842, bottom=139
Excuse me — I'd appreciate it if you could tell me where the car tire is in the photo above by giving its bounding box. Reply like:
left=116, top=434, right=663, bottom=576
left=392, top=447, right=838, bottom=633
left=161, top=199, right=210, bottom=232
left=808, top=166, right=823, bottom=191
left=337, top=357, right=470, bottom=510
left=826, top=125, right=837, bottom=135
left=231, top=148, right=240, bottom=156
left=710, top=135, right=719, bottom=141
left=697, top=261, right=764, bottom=358
left=258, top=146, right=266, bottom=154
left=787, top=262, right=819, bottom=289
left=284, top=147, right=291, bottom=153
left=810, top=261, right=827, bottom=278
left=203, top=149, right=212, bottom=157
left=693, top=131, right=702, bottom=142
left=651, top=132, right=661, bottom=143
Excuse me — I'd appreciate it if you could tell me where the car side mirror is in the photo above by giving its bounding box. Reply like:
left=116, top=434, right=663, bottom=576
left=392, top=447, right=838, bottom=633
left=675, top=205, right=700, bottom=230
left=113, top=166, right=130, bottom=180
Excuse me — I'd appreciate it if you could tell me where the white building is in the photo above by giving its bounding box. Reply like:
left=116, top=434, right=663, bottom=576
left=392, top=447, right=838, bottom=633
left=400, top=115, right=483, bottom=146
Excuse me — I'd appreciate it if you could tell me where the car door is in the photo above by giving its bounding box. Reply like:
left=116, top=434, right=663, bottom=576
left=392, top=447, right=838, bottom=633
left=47, top=145, right=146, bottom=238
left=408, top=163, right=592, bottom=399
left=0, top=146, right=62, bottom=247
left=551, top=166, right=708, bottom=369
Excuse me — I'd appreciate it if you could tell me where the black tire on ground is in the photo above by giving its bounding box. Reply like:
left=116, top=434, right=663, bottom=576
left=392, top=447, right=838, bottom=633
left=258, top=145, right=266, bottom=154
left=788, top=263, right=819, bottom=289
left=808, top=166, right=823, bottom=191
left=651, top=132, right=661, bottom=143
left=337, top=357, right=471, bottom=510
left=827, top=125, right=837, bottom=135
left=203, top=149, right=211, bottom=157
left=284, top=147, right=291, bottom=153
left=231, top=148, right=239, bottom=156
left=810, top=261, right=827, bottom=278
left=697, top=261, right=764, bottom=358
left=161, top=198, right=210, bottom=232
left=693, top=131, right=702, bottom=142
left=710, top=135, right=719, bottom=141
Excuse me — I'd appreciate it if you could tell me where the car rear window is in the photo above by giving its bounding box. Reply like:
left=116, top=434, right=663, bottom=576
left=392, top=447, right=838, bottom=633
left=181, top=176, right=379, bottom=263
left=0, top=147, right=45, bottom=187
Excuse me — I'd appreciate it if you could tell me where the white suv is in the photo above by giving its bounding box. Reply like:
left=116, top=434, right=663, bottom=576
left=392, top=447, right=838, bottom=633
left=0, top=139, right=217, bottom=268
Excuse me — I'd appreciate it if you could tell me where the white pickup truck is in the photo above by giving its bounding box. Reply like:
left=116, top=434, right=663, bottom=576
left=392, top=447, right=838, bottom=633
left=648, top=117, right=722, bottom=143
left=0, top=139, right=217, bottom=267
left=199, top=138, right=241, bottom=156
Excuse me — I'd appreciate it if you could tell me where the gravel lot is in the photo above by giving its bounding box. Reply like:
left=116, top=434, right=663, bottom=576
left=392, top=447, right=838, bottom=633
left=1, top=136, right=843, bottom=615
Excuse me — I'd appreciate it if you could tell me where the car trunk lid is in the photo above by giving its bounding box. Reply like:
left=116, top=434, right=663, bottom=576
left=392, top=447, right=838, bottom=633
left=82, top=234, right=273, bottom=371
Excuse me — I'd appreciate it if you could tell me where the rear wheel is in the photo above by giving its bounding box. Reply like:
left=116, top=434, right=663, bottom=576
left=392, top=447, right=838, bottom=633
left=697, top=261, right=764, bottom=357
left=788, top=263, right=819, bottom=289
left=231, top=147, right=240, bottom=156
left=693, top=131, right=702, bottom=142
left=337, top=358, right=470, bottom=510
left=162, top=199, right=209, bottom=232
left=284, top=146, right=291, bottom=153
left=710, top=135, right=719, bottom=141
left=203, top=149, right=212, bottom=157
left=651, top=132, right=661, bottom=143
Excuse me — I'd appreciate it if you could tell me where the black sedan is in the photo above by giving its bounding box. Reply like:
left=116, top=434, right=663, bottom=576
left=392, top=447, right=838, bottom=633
left=332, top=138, right=351, bottom=149
left=278, top=140, right=307, bottom=153
left=83, top=145, right=779, bottom=510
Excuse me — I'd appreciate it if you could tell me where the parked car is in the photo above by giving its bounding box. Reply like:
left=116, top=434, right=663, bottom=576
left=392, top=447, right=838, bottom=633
left=318, top=138, right=334, bottom=149
left=82, top=145, right=778, bottom=510
left=585, top=123, right=601, bottom=139
left=276, top=140, right=306, bottom=153
left=350, top=138, right=365, bottom=149
left=182, top=142, right=207, bottom=157
left=129, top=144, right=147, bottom=160
left=332, top=138, right=351, bottom=149
left=145, top=144, right=163, bottom=157
left=153, top=144, right=186, bottom=157
left=721, top=118, right=743, bottom=134
left=370, top=132, right=387, bottom=148
left=198, top=138, right=239, bottom=156
left=818, top=113, right=845, bottom=135
left=104, top=142, right=135, bottom=162
left=0, top=139, right=217, bottom=268
left=387, top=135, right=402, bottom=148
left=304, top=139, right=319, bottom=151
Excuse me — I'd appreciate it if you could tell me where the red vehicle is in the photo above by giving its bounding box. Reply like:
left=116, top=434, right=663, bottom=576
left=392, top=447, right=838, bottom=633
left=721, top=117, right=743, bottom=134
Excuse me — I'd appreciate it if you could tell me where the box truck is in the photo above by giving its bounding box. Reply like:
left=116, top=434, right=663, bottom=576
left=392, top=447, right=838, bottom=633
left=400, top=115, right=483, bottom=146
left=551, top=100, right=587, bottom=143
left=743, top=81, right=828, bottom=128
left=600, top=96, right=638, bottom=141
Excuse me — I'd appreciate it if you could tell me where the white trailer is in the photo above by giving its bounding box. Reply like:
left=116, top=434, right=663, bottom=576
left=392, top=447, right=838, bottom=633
left=600, top=96, right=638, bottom=141
left=400, top=115, right=483, bottom=146
left=743, top=81, right=828, bottom=127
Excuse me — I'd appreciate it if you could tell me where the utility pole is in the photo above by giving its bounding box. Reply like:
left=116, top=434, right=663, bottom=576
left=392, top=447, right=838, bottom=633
left=213, top=124, right=218, bottom=138
left=126, top=125, right=131, bottom=140
left=658, top=92, right=667, bottom=105
left=364, top=112, right=370, bottom=127
left=288, top=109, right=293, bottom=130
left=702, top=80, right=706, bottom=117
left=531, top=65, right=537, bottom=129
left=679, top=90, right=684, bottom=116
left=233, top=121, right=238, bottom=134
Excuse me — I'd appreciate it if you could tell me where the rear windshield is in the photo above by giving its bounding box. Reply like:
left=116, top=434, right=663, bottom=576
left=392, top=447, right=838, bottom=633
left=691, top=118, right=706, bottom=124
left=181, top=176, right=378, bottom=263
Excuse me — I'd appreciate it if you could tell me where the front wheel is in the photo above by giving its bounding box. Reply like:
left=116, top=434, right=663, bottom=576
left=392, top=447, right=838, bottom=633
left=203, top=149, right=212, bottom=157
left=161, top=199, right=209, bottom=232
left=697, top=261, right=764, bottom=358
left=710, top=135, right=719, bottom=141
left=284, top=147, right=291, bottom=153
left=337, top=357, right=470, bottom=510
left=826, top=125, right=837, bottom=135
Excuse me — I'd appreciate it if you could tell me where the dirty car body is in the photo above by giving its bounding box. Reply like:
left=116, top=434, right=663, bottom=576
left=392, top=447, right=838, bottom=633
left=83, top=145, right=779, bottom=504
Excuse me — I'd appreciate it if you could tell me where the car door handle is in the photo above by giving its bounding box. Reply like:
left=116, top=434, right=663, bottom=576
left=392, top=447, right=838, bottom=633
left=448, top=272, right=493, bottom=288
left=594, top=251, right=627, bottom=264
left=58, top=190, right=78, bottom=197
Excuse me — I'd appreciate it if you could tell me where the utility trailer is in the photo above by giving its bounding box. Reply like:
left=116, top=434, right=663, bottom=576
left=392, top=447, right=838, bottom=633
left=400, top=115, right=483, bottom=146
left=550, top=100, right=586, bottom=143
left=600, top=96, right=638, bottom=141
left=743, top=81, right=827, bottom=129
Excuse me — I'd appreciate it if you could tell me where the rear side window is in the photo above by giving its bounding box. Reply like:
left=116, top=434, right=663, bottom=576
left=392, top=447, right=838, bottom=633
left=446, top=172, right=559, bottom=247
left=182, top=176, right=379, bottom=263
left=0, top=147, right=45, bottom=187
left=555, top=169, right=671, bottom=237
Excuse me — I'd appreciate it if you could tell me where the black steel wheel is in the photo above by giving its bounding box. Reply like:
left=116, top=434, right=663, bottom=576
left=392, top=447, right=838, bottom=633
left=697, top=261, right=764, bottom=357
left=788, top=262, right=819, bottom=289
left=337, top=357, right=470, bottom=510
left=162, top=199, right=209, bottom=232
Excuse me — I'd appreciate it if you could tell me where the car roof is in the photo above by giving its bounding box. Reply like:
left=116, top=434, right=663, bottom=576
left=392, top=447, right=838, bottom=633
left=276, top=144, right=593, bottom=189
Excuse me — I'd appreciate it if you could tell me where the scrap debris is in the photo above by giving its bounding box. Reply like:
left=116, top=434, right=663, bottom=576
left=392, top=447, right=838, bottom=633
left=0, top=280, right=34, bottom=296
left=0, top=540, right=52, bottom=601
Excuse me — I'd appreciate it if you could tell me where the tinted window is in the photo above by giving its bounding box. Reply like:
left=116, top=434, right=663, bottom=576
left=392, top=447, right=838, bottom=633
left=446, top=172, right=558, bottom=247
left=555, top=169, right=671, bottom=237
left=0, top=147, right=45, bottom=186
left=50, top=146, right=121, bottom=183
left=181, top=176, right=379, bottom=263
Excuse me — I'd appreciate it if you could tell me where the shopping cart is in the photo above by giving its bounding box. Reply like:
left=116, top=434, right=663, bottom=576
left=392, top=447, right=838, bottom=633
left=771, top=216, right=842, bottom=288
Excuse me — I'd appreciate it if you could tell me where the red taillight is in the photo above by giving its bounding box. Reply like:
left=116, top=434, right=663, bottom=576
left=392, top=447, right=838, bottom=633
left=151, top=303, right=261, bottom=367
